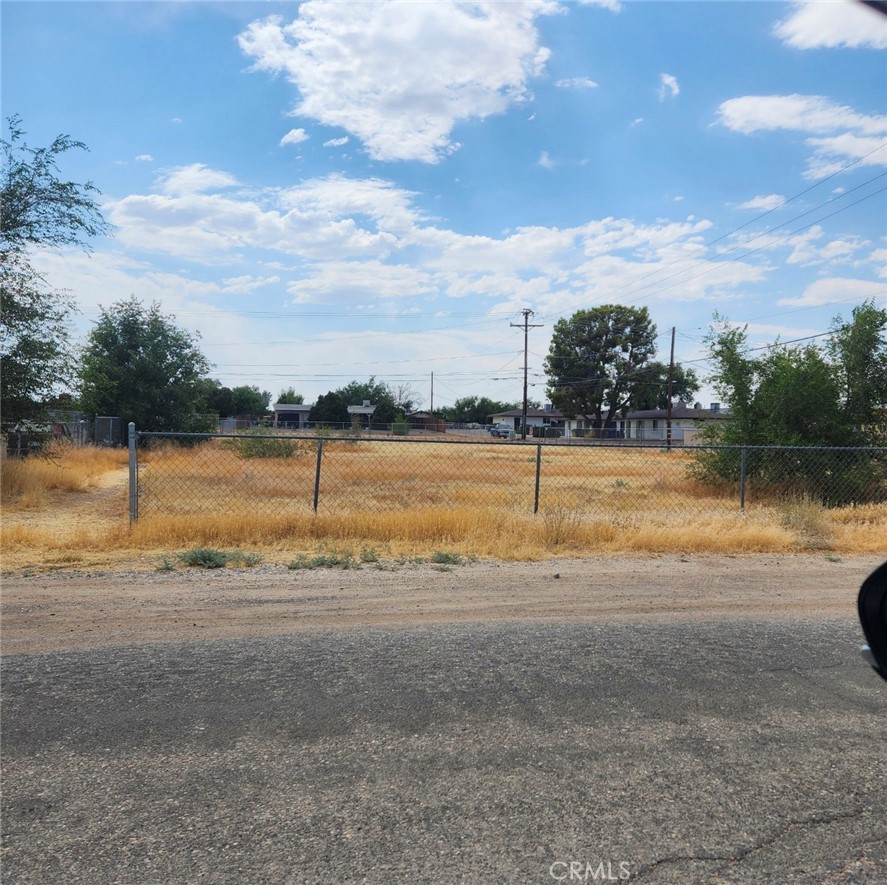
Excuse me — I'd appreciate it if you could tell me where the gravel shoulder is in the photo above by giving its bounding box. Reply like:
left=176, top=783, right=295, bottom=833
left=2, top=553, right=882, bottom=655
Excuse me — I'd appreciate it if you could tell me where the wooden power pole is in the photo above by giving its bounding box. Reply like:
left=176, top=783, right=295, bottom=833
left=511, top=309, right=543, bottom=440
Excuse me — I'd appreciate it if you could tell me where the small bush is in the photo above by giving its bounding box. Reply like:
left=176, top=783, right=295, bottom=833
left=177, top=547, right=262, bottom=568
left=178, top=547, right=230, bottom=569
left=223, top=431, right=307, bottom=460
left=287, top=551, right=356, bottom=570
left=392, top=422, right=409, bottom=436
left=359, top=546, right=380, bottom=563
left=431, top=550, right=462, bottom=565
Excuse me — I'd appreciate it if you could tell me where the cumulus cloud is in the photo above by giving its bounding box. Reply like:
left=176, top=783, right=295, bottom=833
left=323, top=136, right=349, bottom=147
left=280, top=128, right=309, bottom=146
left=778, top=277, right=887, bottom=307
left=555, top=77, right=598, bottom=89
left=135, top=154, right=154, bottom=162
left=737, top=194, right=785, bottom=211
left=155, top=164, right=239, bottom=196
left=238, top=0, right=557, bottom=163
left=773, top=0, right=887, bottom=50
left=717, top=94, right=887, bottom=179
left=538, top=151, right=556, bottom=170
left=658, top=73, right=679, bottom=101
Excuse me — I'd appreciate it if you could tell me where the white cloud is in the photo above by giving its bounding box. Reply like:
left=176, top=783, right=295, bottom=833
left=238, top=1, right=558, bottom=163
left=135, top=154, right=154, bottom=162
left=778, top=277, right=887, bottom=307
left=717, top=94, right=887, bottom=137
left=155, top=164, right=239, bottom=196
left=717, top=94, right=887, bottom=179
left=577, top=0, right=622, bottom=11
left=286, top=260, right=434, bottom=303
left=221, top=275, right=281, bottom=294
left=737, top=194, right=785, bottom=211
left=170, top=117, right=182, bottom=124
left=323, top=136, right=349, bottom=147
left=538, top=150, right=556, bottom=170
left=631, top=117, right=644, bottom=127
left=870, top=248, right=887, bottom=278
left=658, top=73, right=679, bottom=101
left=555, top=77, right=598, bottom=89
left=280, top=128, right=309, bottom=146
left=773, top=0, right=887, bottom=50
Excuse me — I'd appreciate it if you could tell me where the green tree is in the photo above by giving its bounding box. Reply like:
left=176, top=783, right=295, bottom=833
left=627, top=362, right=700, bottom=412
left=1, top=256, right=75, bottom=421
left=1, top=116, right=111, bottom=422
left=79, top=297, right=214, bottom=432
left=231, top=385, right=271, bottom=417
left=196, top=379, right=234, bottom=418
left=544, top=305, right=658, bottom=428
left=440, top=395, right=519, bottom=424
left=827, top=300, right=887, bottom=443
left=694, top=310, right=887, bottom=504
left=276, top=386, right=304, bottom=405
left=309, top=378, right=400, bottom=425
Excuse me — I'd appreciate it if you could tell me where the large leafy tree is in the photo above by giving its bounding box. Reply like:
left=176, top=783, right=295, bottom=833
left=544, top=305, right=658, bottom=427
left=827, top=301, right=887, bottom=442
left=437, top=396, right=520, bottom=424
left=79, top=297, right=214, bottom=432
left=231, top=385, right=271, bottom=417
left=627, top=361, right=700, bottom=412
left=1, top=116, right=110, bottom=422
left=308, top=378, right=401, bottom=425
left=694, top=306, right=887, bottom=503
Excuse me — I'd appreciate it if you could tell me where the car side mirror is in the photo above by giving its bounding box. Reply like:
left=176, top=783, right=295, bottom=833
left=858, top=560, right=887, bottom=682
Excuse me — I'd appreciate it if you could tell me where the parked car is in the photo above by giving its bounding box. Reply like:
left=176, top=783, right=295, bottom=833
left=489, top=423, right=513, bottom=438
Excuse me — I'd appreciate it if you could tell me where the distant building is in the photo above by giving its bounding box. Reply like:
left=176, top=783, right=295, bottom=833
left=272, top=402, right=312, bottom=429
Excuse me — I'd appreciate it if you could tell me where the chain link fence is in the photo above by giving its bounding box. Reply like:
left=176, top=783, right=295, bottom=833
left=130, top=429, right=887, bottom=523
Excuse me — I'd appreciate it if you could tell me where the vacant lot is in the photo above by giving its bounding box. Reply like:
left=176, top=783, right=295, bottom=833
left=1, top=440, right=885, bottom=572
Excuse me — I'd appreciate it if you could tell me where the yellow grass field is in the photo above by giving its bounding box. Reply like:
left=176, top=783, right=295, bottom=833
left=2, top=438, right=885, bottom=571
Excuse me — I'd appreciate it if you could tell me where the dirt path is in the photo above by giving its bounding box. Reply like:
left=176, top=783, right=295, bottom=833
left=2, top=553, right=882, bottom=655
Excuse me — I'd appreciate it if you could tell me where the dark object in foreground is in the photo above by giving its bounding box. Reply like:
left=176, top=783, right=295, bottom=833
left=858, top=560, right=887, bottom=682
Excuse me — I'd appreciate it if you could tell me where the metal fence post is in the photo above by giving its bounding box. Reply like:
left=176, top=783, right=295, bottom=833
left=739, top=446, right=747, bottom=510
left=313, top=437, right=325, bottom=513
left=534, top=443, right=542, bottom=514
left=128, top=422, right=138, bottom=522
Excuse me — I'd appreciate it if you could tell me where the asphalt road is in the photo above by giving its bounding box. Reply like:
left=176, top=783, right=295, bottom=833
left=3, top=618, right=886, bottom=884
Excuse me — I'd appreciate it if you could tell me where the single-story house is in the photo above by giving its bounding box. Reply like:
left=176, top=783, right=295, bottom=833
left=489, top=405, right=566, bottom=436
left=272, top=402, right=312, bottom=429
left=620, top=402, right=728, bottom=445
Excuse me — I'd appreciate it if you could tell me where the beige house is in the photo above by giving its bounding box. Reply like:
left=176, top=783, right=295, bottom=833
left=620, top=403, right=728, bottom=445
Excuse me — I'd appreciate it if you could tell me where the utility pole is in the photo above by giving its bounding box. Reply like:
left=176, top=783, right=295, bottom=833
left=511, top=309, right=543, bottom=440
left=430, top=372, right=434, bottom=415
left=666, top=326, right=675, bottom=449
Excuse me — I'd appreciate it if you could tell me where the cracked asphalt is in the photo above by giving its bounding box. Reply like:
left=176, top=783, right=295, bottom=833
left=3, top=617, right=886, bottom=883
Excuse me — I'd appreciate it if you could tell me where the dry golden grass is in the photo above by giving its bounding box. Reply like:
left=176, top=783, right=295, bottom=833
left=1, top=439, right=885, bottom=570
left=1, top=441, right=128, bottom=510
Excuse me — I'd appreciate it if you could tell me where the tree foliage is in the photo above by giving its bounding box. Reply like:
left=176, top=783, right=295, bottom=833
left=694, top=303, right=887, bottom=504
left=544, top=305, right=658, bottom=427
left=437, top=396, right=519, bottom=424
left=627, top=361, right=700, bottom=412
left=276, top=387, right=304, bottom=405
left=1, top=116, right=110, bottom=423
left=1, top=256, right=75, bottom=421
left=79, top=297, right=214, bottom=432
left=308, top=377, right=400, bottom=425
left=231, top=385, right=271, bottom=417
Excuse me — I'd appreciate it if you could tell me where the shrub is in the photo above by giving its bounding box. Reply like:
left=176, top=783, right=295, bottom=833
left=222, top=430, right=307, bottom=460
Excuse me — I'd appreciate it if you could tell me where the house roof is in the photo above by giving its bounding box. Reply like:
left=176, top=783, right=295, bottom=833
left=489, top=408, right=564, bottom=419
left=625, top=403, right=728, bottom=420
left=272, top=402, right=311, bottom=412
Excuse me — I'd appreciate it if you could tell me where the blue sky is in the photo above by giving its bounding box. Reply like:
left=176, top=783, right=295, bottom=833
left=4, top=0, right=886, bottom=410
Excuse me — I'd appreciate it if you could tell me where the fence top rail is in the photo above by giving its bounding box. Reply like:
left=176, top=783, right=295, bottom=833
left=134, top=430, right=887, bottom=454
